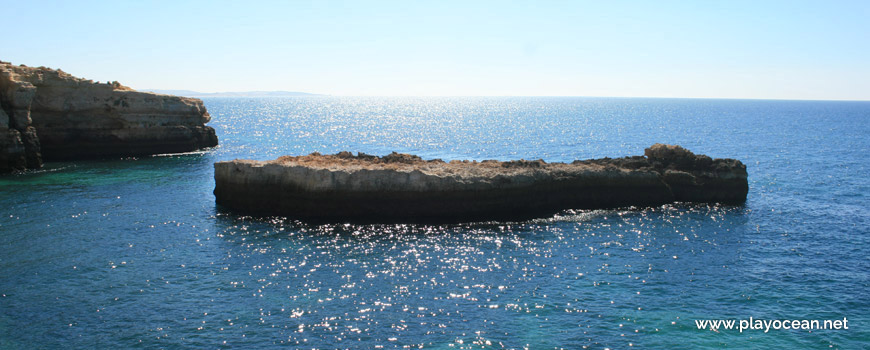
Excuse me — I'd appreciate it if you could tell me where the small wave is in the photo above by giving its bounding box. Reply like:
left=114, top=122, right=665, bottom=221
left=151, top=147, right=219, bottom=157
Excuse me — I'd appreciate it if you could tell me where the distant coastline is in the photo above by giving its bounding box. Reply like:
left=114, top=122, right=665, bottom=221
left=141, top=89, right=325, bottom=97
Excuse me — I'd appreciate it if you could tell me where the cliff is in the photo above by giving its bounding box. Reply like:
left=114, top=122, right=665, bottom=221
left=0, top=61, right=218, bottom=172
left=214, top=144, right=748, bottom=223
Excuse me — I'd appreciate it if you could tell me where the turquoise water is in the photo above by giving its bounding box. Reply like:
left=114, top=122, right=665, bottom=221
left=1, top=97, right=868, bottom=349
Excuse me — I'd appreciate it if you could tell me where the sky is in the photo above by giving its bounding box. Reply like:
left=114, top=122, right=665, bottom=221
left=3, top=0, right=869, bottom=100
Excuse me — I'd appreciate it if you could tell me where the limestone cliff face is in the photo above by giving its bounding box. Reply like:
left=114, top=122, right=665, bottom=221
left=214, top=144, right=748, bottom=223
left=0, top=61, right=218, bottom=171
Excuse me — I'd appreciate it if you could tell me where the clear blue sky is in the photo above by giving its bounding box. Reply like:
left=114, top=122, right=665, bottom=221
left=3, top=0, right=869, bottom=99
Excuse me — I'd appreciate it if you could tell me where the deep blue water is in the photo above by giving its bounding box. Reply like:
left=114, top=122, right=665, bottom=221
left=1, top=97, right=868, bottom=349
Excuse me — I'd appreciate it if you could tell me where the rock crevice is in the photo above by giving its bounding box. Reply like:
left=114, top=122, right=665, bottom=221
left=214, top=144, right=749, bottom=223
left=0, top=61, right=218, bottom=171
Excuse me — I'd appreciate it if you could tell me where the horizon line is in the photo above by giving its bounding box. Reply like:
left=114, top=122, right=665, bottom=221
left=142, top=90, right=870, bottom=103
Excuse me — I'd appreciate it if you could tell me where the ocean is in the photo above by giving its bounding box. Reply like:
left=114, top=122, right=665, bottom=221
left=0, top=97, right=867, bottom=349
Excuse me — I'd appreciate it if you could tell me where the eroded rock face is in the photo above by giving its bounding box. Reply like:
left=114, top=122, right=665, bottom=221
left=643, top=144, right=748, bottom=203
left=214, top=145, right=749, bottom=223
left=0, top=61, right=218, bottom=171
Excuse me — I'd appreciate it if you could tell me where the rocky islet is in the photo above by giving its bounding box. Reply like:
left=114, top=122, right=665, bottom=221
left=214, top=144, right=748, bottom=222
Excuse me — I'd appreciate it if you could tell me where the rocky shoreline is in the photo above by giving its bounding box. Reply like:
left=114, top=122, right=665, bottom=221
left=214, top=144, right=748, bottom=223
left=1, top=61, right=217, bottom=172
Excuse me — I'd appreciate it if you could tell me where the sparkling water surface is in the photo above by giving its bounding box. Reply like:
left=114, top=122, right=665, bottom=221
left=1, top=97, right=868, bottom=348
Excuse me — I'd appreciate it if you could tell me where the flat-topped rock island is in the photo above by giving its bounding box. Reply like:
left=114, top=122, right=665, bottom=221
left=214, top=144, right=748, bottom=223
left=1, top=61, right=218, bottom=172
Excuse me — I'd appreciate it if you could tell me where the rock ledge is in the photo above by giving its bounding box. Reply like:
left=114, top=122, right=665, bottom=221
left=214, top=144, right=748, bottom=223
